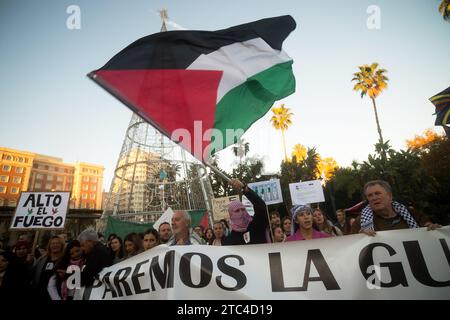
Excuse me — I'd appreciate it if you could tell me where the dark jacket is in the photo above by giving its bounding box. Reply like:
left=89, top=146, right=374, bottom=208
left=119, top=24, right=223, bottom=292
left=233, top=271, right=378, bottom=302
left=81, top=242, right=112, bottom=287
left=351, top=205, right=432, bottom=233
left=0, top=252, right=29, bottom=299
left=222, top=187, right=269, bottom=245
left=31, top=254, right=60, bottom=300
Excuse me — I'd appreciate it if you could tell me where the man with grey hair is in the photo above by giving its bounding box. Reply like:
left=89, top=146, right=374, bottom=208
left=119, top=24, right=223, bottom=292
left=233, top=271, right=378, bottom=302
left=168, top=211, right=204, bottom=245
left=77, top=228, right=112, bottom=287
left=352, top=180, right=441, bottom=235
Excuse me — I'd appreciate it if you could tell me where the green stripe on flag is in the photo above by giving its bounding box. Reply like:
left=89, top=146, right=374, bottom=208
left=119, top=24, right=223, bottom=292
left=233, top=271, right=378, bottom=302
left=213, top=60, right=295, bottom=150
left=104, top=210, right=208, bottom=240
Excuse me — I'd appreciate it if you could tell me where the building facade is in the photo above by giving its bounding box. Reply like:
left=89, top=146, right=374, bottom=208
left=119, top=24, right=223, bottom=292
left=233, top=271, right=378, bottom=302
left=0, top=146, right=104, bottom=209
left=72, top=162, right=104, bottom=210
left=107, top=148, right=162, bottom=214
left=0, top=147, right=35, bottom=207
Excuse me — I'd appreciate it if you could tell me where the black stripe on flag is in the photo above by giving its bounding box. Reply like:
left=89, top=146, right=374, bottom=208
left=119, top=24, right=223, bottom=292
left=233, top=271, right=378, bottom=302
left=95, top=15, right=296, bottom=71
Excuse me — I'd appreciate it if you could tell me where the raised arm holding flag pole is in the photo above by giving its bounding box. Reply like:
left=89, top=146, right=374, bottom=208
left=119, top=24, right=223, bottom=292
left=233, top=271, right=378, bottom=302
left=88, top=15, right=297, bottom=234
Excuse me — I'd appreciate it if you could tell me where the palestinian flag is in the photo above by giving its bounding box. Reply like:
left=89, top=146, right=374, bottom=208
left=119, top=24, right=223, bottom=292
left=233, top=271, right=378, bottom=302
left=88, top=15, right=296, bottom=162
left=429, top=86, right=450, bottom=137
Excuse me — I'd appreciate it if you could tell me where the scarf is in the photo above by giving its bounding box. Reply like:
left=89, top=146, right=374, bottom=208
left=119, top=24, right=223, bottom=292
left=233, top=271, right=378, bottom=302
left=228, top=200, right=253, bottom=232
left=290, top=204, right=314, bottom=234
left=360, top=201, right=419, bottom=231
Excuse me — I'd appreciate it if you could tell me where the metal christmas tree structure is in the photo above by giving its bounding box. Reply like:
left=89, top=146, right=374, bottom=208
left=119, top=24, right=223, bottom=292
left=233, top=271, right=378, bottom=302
left=99, top=10, right=214, bottom=228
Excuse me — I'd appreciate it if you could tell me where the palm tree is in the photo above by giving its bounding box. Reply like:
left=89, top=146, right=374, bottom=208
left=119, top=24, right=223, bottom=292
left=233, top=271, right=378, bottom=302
left=291, top=144, right=307, bottom=163
left=352, top=62, right=389, bottom=159
left=439, top=0, right=450, bottom=21
left=232, top=138, right=250, bottom=164
left=304, top=147, right=321, bottom=180
left=270, top=104, right=293, bottom=162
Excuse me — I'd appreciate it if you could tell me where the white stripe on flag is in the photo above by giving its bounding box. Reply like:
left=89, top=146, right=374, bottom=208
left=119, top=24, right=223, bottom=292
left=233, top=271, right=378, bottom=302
left=187, top=37, right=292, bottom=103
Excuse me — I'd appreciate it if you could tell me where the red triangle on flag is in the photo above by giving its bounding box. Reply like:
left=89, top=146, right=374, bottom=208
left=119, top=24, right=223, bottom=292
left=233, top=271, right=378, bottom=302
left=199, top=212, right=209, bottom=229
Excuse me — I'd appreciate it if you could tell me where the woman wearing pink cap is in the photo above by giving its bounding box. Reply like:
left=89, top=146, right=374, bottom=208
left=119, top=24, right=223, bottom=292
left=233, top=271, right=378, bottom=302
left=222, top=179, right=269, bottom=245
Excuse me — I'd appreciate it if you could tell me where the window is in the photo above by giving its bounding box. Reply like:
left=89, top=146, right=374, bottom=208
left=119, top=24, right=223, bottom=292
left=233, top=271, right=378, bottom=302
left=90, top=194, right=96, bottom=199
left=45, top=183, right=52, bottom=190
left=82, top=193, right=87, bottom=199
left=56, top=176, right=63, bottom=182
left=83, top=176, right=89, bottom=182
left=5, top=155, right=12, bottom=161
left=0, top=199, right=3, bottom=206
left=15, top=167, right=24, bottom=173
left=36, top=173, right=43, bottom=180
left=67, top=177, right=72, bottom=183
left=0, top=175, right=8, bottom=182
left=8, top=199, right=17, bottom=206
left=0, top=186, right=6, bottom=193
left=91, top=185, right=97, bottom=191
left=56, top=184, right=63, bottom=191
left=82, top=168, right=88, bottom=173
left=83, top=185, right=89, bottom=191
left=11, top=187, right=19, bottom=194
left=91, top=177, right=97, bottom=183
left=2, top=165, right=11, bottom=172
left=13, top=176, right=21, bottom=183
left=34, top=182, right=42, bottom=189
left=47, top=174, right=53, bottom=180
left=18, top=157, right=24, bottom=163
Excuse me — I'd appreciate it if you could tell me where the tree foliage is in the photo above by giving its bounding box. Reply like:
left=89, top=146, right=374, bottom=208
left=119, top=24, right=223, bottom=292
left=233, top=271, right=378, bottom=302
left=323, top=134, right=448, bottom=224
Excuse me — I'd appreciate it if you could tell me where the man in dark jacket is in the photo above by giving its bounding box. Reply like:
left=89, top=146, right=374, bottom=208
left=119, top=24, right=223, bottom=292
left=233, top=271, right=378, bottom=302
left=77, top=229, right=112, bottom=287
left=352, top=180, right=441, bottom=235
left=222, top=179, right=269, bottom=245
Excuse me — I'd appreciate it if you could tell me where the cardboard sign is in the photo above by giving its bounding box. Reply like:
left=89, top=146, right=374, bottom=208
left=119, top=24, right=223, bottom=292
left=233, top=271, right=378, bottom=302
left=10, top=192, right=70, bottom=230
left=289, top=180, right=325, bottom=205
left=247, top=179, right=283, bottom=205
left=211, top=195, right=239, bottom=221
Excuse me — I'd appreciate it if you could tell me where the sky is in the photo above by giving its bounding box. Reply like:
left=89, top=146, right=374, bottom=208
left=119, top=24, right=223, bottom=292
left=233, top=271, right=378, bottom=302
left=1, top=0, right=449, bottom=192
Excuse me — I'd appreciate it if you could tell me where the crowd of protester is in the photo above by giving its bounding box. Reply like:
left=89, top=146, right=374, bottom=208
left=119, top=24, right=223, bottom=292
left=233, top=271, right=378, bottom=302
left=0, top=179, right=444, bottom=299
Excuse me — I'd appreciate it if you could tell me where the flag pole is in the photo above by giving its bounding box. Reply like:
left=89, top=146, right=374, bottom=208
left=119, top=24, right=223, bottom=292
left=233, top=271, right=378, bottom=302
left=204, top=162, right=232, bottom=183
left=31, top=230, right=40, bottom=257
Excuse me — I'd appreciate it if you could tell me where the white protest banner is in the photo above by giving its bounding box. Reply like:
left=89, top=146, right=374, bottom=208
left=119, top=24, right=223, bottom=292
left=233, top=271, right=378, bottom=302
left=10, top=192, right=70, bottom=230
left=153, top=207, right=175, bottom=231
left=211, top=195, right=239, bottom=221
left=248, top=179, right=283, bottom=205
left=78, top=227, right=450, bottom=300
left=289, top=180, right=325, bottom=205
